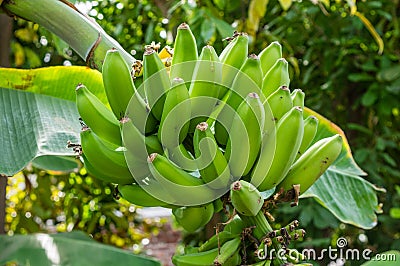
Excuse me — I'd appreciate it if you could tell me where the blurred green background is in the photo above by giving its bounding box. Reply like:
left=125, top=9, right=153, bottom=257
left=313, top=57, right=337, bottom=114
left=1, top=0, right=399, bottom=265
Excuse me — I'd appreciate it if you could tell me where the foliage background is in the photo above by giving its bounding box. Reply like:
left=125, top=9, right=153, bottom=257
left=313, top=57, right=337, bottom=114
left=2, top=0, right=399, bottom=265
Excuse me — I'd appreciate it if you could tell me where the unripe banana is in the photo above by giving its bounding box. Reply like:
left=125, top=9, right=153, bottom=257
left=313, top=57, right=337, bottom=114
left=170, top=23, right=198, bottom=84
left=118, top=183, right=176, bottom=208
left=145, top=135, right=164, bottom=155
left=172, top=203, right=214, bottom=232
left=125, top=86, right=158, bottom=135
left=291, top=88, right=305, bottom=110
left=296, top=115, right=319, bottom=160
left=214, top=54, right=264, bottom=145
left=198, top=231, right=237, bottom=252
left=120, top=118, right=152, bottom=179
left=213, top=237, right=242, bottom=266
left=258, top=41, right=283, bottom=75
left=143, top=48, right=170, bottom=121
left=225, top=93, right=265, bottom=177
left=166, top=143, right=197, bottom=171
left=148, top=153, right=203, bottom=187
left=218, top=32, right=249, bottom=98
left=226, top=54, right=264, bottom=110
left=193, top=122, right=231, bottom=189
left=278, top=134, right=343, bottom=194
left=223, top=215, right=244, bottom=235
left=158, top=77, right=190, bottom=150
left=266, top=85, right=293, bottom=122
left=102, top=48, right=135, bottom=119
left=172, top=247, right=219, bottom=266
left=80, top=127, right=134, bottom=184
left=75, top=84, right=122, bottom=146
left=248, top=98, right=276, bottom=188
left=147, top=153, right=217, bottom=205
left=256, top=106, right=304, bottom=191
left=81, top=154, right=131, bottom=185
left=189, top=45, right=222, bottom=131
left=261, top=58, right=290, bottom=98
left=230, top=180, right=263, bottom=216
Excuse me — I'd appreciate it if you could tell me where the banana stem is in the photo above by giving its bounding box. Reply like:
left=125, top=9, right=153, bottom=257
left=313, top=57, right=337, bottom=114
left=239, top=211, right=286, bottom=265
left=1, top=0, right=134, bottom=69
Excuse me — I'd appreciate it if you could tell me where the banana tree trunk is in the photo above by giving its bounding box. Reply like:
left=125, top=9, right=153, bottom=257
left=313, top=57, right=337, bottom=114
left=1, top=0, right=135, bottom=69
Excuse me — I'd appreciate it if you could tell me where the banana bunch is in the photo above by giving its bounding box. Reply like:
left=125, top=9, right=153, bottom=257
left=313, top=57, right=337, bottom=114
left=75, top=22, right=345, bottom=265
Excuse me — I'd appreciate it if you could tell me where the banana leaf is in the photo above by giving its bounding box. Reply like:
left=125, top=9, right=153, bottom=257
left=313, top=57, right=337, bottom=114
left=0, top=231, right=161, bottom=266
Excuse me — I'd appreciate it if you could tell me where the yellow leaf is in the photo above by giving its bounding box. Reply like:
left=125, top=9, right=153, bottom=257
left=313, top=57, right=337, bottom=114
left=247, top=0, right=269, bottom=36
left=354, top=11, right=384, bottom=54
left=278, top=0, right=293, bottom=11
left=345, top=0, right=357, bottom=15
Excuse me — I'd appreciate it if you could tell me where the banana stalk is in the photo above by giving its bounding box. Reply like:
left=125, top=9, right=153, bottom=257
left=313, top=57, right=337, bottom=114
left=2, top=0, right=134, bottom=69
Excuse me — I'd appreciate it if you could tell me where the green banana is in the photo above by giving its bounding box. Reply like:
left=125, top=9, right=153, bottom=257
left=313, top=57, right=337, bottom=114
left=145, top=135, right=164, bottom=155
left=80, top=127, right=134, bottom=184
left=81, top=154, right=131, bottom=185
left=170, top=22, right=198, bottom=84
left=218, top=32, right=249, bottom=99
left=230, top=180, right=263, bottom=216
left=198, top=231, right=237, bottom=252
left=125, top=86, right=158, bottom=135
left=118, top=183, right=176, bottom=208
left=213, top=237, right=242, bottom=266
left=158, top=77, right=190, bottom=150
left=193, top=122, right=231, bottom=189
left=278, top=134, right=343, bottom=194
left=214, top=54, right=264, bottom=145
left=225, top=93, right=265, bottom=178
left=172, top=248, right=219, bottom=266
left=143, top=47, right=170, bottom=121
left=147, top=153, right=217, bottom=205
left=102, top=48, right=135, bottom=119
left=256, top=106, right=304, bottom=191
left=172, top=203, right=214, bottom=232
left=291, top=88, right=305, bottom=109
left=261, top=58, right=290, bottom=98
left=166, top=143, right=197, bottom=171
left=75, top=83, right=121, bottom=146
left=266, top=85, right=293, bottom=122
left=296, top=115, right=319, bottom=160
left=249, top=98, right=277, bottom=188
left=189, top=45, right=222, bottom=131
left=226, top=54, right=264, bottom=110
left=223, top=215, right=245, bottom=235
left=258, top=41, right=283, bottom=76
left=120, top=117, right=152, bottom=180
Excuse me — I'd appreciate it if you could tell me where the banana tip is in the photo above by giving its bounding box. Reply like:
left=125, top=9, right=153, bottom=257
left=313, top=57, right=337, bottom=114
left=196, top=122, right=208, bottom=131
left=178, top=22, right=189, bottom=30
left=148, top=153, right=158, bottom=163
left=232, top=181, right=241, bottom=191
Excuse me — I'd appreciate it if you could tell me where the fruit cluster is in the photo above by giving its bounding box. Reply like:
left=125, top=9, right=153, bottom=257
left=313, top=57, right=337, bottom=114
left=74, top=23, right=343, bottom=265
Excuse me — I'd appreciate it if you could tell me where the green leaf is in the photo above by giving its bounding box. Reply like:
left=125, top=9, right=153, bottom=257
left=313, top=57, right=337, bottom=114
left=0, top=66, right=107, bottom=104
left=389, top=208, right=400, bottom=219
left=200, top=18, right=216, bottom=42
left=348, top=73, right=374, bottom=82
left=0, top=88, right=80, bottom=176
left=209, top=15, right=234, bottom=38
left=377, top=65, right=400, bottom=82
left=361, top=89, right=378, bottom=107
left=301, top=108, right=383, bottom=229
left=0, top=231, right=161, bottom=266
